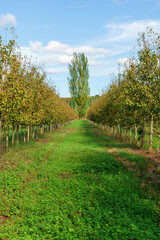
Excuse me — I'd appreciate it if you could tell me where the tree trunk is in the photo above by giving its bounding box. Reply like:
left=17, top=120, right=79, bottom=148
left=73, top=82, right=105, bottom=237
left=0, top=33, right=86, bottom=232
left=32, top=126, right=35, bottom=139
left=6, top=131, right=9, bottom=149
left=36, top=126, right=39, bottom=140
left=29, top=126, right=31, bottom=138
left=23, top=131, right=26, bottom=143
left=12, top=125, right=15, bottom=146
left=16, top=125, right=19, bottom=144
left=116, top=125, right=119, bottom=138
left=129, top=127, right=132, bottom=142
left=148, top=115, right=153, bottom=152
left=141, top=116, right=146, bottom=148
left=27, top=125, right=30, bottom=142
left=40, top=125, right=43, bottom=136
left=134, top=124, right=137, bottom=142
left=125, top=128, right=128, bottom=139
left=119, top=125, right=122, bottom=138
left=113, top=127, right=115, bottom=136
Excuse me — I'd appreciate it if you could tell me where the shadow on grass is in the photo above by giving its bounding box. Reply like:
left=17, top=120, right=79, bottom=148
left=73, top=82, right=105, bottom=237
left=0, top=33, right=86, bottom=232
left=82, top=120, right=137, bottom=149
left=64, top=121, right=160, bottom=239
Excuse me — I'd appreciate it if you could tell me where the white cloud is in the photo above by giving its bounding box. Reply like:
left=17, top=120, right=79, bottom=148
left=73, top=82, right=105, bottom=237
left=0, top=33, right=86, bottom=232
left=40, top=55, right=72, bottom=65
left=117, top=57, right=128, bottom=65
left=41, top=55, right=57, bottom=65
left=29, top=40, right=111, bottom=57
left=29, top=41, right=44, bottom=53
left=105, top=19, right=160, bottom=43
left=30, top=40, right=73, bottom=55
left=27, top=40, right=112, bottom=72
left=75, top=46, right=111, bottom=56
left=0, top=13, right=17, bottom=27
left=45, top=41, right=73, bottom=54
left=20, top=46, right=40, bottom=65
left=88, top=59, right=102, bottom=66
left=46, top=68, right=60, bottom=74
left=58, top=55, right=72, bottom=64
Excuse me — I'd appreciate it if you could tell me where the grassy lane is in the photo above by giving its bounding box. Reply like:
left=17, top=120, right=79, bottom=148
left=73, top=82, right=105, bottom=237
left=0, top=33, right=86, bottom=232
left=0, top=120, right=159, bottom=239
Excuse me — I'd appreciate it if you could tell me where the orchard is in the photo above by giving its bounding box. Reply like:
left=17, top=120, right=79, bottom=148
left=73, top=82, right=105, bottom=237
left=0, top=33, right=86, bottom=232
left=87, top=27, right=160, bottom=152
left=0, top=37, right=75, bottom=152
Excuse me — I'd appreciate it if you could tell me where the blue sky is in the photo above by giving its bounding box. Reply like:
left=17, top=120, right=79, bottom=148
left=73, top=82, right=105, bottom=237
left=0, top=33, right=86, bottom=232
left=1, top=0, right=160, bottom=97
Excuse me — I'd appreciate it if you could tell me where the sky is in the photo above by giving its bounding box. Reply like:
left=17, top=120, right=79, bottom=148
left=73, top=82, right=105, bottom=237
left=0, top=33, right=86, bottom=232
left=1, top=0, right=160, bottom=97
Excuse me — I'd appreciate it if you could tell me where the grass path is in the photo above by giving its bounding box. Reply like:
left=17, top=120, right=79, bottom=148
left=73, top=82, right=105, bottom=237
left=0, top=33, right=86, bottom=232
left=0, top=120, right=159, bottom=239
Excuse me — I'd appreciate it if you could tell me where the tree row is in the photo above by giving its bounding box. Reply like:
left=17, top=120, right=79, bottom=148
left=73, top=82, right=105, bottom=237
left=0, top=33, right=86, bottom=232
left=0, top=37, right=75, bottom=151
left=87, top=27, right=160, bottom=151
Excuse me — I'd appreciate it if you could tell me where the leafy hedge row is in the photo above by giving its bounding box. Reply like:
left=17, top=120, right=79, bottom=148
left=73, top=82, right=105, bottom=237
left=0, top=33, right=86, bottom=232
left=0, top=37, right=75, bottom=150
left=87, top=27, right=160, bottom=151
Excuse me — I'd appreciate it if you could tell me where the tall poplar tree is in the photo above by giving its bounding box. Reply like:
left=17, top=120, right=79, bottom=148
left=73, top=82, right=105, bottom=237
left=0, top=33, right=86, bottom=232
left=68, top=52, right=90, bottom=118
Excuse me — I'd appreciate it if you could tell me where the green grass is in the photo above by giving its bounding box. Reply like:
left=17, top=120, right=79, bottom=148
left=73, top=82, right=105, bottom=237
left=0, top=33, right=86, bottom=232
left=0, top=120, right=159, bottom=239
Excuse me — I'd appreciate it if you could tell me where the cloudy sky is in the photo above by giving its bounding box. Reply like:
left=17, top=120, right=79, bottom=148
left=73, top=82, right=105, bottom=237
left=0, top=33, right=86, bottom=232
left=1, top=0, right=160, bottom=97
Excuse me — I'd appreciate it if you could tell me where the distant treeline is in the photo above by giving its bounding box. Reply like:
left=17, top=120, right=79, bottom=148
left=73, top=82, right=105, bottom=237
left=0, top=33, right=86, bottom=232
left=62, top=95, right=99, bottom=117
